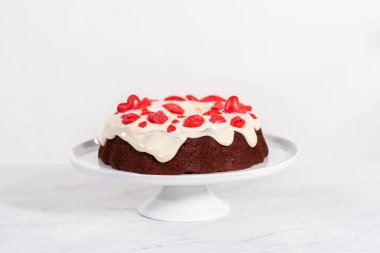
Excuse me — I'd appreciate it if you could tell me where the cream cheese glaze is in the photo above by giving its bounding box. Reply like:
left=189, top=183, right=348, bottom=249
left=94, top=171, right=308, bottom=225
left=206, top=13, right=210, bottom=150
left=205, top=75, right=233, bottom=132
left=99, top=99, right=261, bottom=163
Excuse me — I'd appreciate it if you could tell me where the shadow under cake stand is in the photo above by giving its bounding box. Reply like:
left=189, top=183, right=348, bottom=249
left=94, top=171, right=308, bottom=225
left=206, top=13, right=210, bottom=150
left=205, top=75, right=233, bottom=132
left=69, top=135, right=298, bottom=222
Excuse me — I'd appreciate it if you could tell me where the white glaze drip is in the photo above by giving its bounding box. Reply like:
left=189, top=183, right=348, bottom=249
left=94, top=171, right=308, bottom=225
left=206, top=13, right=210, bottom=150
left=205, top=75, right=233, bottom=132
left=99, top=101, right=261, bottom=162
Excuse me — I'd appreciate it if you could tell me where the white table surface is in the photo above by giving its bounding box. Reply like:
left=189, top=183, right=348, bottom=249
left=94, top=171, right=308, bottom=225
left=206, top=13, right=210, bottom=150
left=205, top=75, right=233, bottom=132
left=1, top=161, right=379, bottom=253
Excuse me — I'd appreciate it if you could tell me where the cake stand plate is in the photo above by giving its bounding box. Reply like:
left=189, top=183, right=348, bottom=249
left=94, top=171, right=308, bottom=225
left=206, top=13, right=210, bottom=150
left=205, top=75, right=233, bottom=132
left=69, top=135, right=298, bottom=222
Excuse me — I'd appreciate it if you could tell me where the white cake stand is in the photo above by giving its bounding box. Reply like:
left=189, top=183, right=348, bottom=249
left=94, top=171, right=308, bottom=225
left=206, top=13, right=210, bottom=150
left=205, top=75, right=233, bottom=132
left=69, top=135, right=298, bottom=222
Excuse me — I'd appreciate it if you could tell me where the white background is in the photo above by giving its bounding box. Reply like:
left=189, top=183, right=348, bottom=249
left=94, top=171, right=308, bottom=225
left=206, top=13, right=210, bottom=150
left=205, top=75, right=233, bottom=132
left=1, top=2, right=380, bottom=252
left=1, top=0, right=379, bottom=166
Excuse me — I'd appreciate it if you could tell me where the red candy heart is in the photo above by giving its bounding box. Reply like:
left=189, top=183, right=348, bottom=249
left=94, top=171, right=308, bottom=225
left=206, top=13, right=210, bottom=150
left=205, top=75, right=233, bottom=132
left=167, top=124, right=176, bottom=133
left=147, top=110, right=168, bottom=124
left=249, top=113, right=257, bottom=119
left=224, top=96, right=247, bottom=113
left=209, top=115, right=226, bottom=123
left=238, top=103, right=252, bottom=112
left=141, top=98, right=152, bottom=107
left=245, top=105, right=252, bottom=111
left=138, top=121, right=147, bottom=128
left=211, top=102, right=225, bottom=111
left=121, top=113, right=140, bottom=124
left=200, top=95, right=226, bottom=102
left=117, top=103, right=129, bottom=113
left=162, top=103, right=185, bottom=114
left=141, top=107, right=153, bottom=115
left=203, top=110, right=222, bottom=116
left=224, top=96, right=241, bottom=113
left=172, top=119, right=180, bottom=124
left=126, top=95, right=141, bottom=109
left=164, top=95, right=186, bottom=101
left=186, top=94, right=199, bottom=101
left=117, top=95, right=142, bottom=113
left=183, top=115, right=205, bottom=128
left=230, top=116, right=245, bottom=128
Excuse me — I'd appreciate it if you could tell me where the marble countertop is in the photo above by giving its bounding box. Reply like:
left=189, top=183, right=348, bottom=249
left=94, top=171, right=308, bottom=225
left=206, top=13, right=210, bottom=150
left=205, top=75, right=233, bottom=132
left=1, top=161, right=379, bottom=253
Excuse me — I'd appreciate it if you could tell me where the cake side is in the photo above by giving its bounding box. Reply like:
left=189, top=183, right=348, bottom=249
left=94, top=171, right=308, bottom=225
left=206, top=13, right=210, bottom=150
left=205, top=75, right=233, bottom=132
left=99, top=130, right=268, bottom=175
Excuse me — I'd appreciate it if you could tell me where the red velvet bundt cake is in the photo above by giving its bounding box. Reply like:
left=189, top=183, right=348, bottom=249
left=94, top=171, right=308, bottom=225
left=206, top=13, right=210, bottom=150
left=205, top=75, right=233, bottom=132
left=98, top=95, right=269, bottom=175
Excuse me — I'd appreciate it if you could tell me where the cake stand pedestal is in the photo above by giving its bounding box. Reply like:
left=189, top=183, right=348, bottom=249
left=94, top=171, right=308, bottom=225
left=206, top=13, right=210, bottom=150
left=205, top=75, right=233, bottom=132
left=69, top=135, right=298, bottom=222
left=139, top=185, right=229, bottom=222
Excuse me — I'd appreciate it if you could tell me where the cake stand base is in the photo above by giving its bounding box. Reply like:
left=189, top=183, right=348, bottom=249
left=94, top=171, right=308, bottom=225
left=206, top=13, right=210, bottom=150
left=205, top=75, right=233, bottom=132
left=70, top=134, right=298, bottom=222
left=138, top=185, right=230, bottom=222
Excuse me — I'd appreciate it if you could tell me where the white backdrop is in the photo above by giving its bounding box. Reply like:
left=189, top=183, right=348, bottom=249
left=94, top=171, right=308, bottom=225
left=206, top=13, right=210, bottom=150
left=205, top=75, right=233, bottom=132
left=0, top=0, right=379, bottom=166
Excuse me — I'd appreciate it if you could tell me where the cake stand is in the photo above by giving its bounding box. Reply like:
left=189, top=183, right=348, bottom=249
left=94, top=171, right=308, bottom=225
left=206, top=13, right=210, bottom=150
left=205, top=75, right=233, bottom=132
left=69, top=135, right=298, bottom=222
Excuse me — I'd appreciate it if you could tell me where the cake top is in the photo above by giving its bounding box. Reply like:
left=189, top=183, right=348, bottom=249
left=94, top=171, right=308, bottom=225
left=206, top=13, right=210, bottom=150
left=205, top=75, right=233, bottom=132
left=99, top=95, right=262, bottom=162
